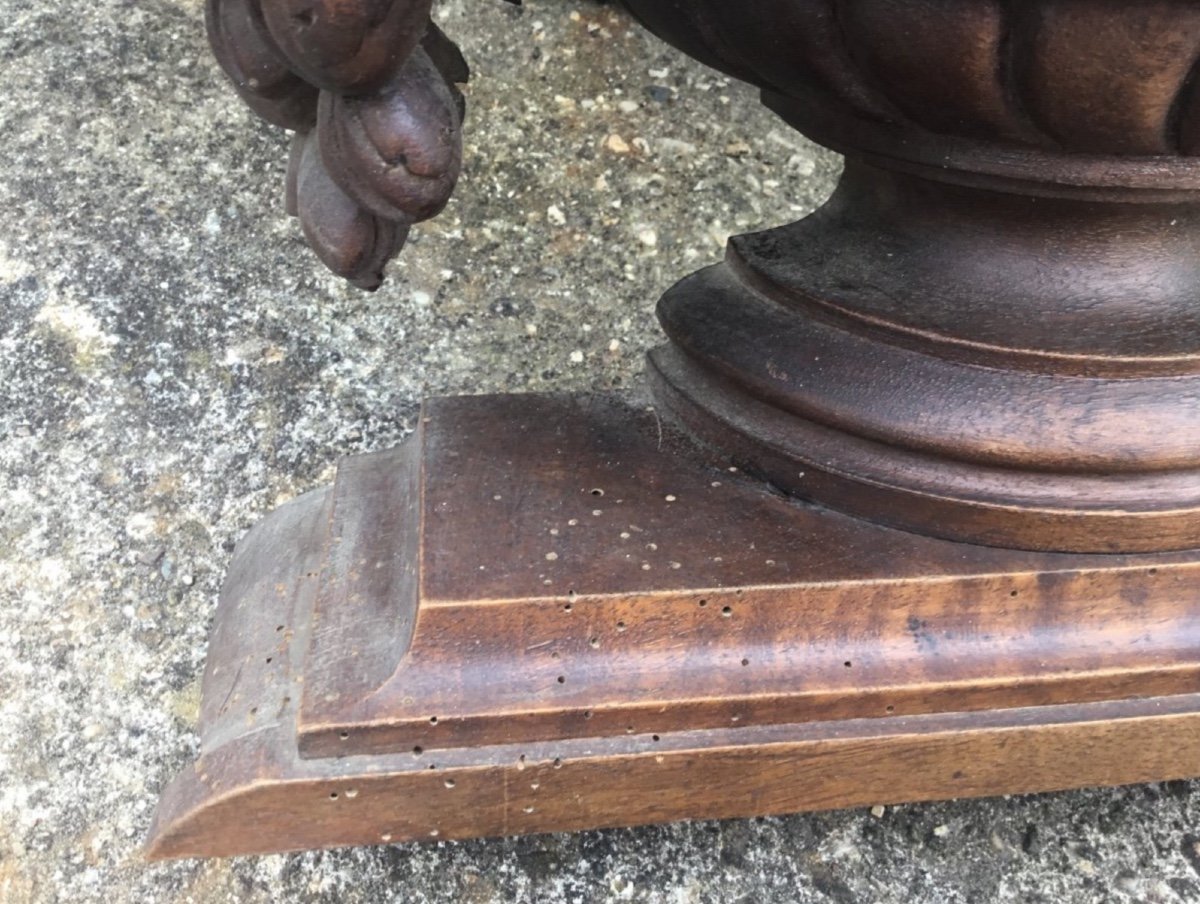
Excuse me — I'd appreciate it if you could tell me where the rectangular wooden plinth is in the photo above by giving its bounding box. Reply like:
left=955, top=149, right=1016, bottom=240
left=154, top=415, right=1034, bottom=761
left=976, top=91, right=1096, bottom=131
left=147, top=391, right=1200, bottom=859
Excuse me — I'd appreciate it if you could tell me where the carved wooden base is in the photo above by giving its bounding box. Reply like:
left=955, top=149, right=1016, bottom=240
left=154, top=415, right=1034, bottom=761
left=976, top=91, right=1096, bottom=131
left=649, top=159, right=1200, bottom=554
left=146, top=391, right=1200, bottom=859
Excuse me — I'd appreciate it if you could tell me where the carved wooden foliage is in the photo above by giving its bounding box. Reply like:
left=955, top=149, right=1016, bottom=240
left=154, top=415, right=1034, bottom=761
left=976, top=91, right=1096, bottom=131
left=206, top=0, right=466, bottom=288
left=318, top=47, right=463, bottom=223
left=207, top=0, right=318, bottom=130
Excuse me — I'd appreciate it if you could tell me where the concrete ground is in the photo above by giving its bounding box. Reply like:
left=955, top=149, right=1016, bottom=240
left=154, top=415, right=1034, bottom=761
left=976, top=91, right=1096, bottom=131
left=2, top=0, right=1200, bottom=901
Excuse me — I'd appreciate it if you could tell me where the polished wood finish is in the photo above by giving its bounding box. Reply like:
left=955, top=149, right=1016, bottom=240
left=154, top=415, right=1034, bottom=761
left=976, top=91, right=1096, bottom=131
left=162, top=0, right=1200, bottom=860
left=622, top=0, right=1200, bottom=551
left=147, top=394, right=1200, bottom=859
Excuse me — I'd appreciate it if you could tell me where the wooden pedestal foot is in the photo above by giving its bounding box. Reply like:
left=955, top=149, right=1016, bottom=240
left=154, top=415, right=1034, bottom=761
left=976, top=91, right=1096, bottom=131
left=177, top=0, right=1200, bottom=862
left=146, top=392, right=1200, bottom=859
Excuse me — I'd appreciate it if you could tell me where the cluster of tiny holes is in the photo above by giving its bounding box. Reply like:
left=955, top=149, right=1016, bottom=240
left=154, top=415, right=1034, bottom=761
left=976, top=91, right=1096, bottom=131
left=340, top=559, right=830, bottom=781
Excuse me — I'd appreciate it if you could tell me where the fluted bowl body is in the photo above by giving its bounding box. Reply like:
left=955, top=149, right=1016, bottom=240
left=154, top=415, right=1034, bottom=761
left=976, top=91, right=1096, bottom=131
left=622, top=0, right=1200, bottom=158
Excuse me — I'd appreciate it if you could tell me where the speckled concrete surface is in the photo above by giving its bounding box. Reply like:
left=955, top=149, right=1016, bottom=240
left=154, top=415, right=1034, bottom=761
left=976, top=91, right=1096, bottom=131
left=3, top=1, right=1200, bottom=901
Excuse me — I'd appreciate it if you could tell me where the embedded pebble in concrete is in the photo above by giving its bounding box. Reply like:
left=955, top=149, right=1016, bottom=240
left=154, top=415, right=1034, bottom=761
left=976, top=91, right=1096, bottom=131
left=2, top=0, right=1200, bottom=901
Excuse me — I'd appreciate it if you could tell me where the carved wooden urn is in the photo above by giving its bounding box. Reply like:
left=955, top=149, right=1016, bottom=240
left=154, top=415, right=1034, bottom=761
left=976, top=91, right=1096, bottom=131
left=148, top=1, right=1200, bottom=860
left=624, top=0, right=1200, bottom=553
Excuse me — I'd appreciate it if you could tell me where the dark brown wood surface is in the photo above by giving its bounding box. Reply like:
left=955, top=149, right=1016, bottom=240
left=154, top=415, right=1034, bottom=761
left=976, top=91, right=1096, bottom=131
left=619, top=0, right=1200, bottom=552
left=167, top=0, right=1200, bottom=860
left=207, top=0, right=465, bottom=287
left=299, top=395, right=1200, bottom=757
left=147, top=394, right=1200, bottom=859
left=622, top=0, right=1200, bottom=158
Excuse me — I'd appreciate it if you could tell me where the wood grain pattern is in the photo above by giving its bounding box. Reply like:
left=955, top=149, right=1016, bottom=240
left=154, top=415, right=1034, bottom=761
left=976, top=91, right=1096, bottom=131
left=147, top=394, right=1200, bottom=859
left=168, top=0, right=1200, bottom=860
left=299, top=395, right=1200, bottom=755
left=148, top=694, right=1200, bottom=859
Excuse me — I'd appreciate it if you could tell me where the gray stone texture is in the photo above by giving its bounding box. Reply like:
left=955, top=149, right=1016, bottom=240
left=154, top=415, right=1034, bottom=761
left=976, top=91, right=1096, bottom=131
left=1, top=0, right=1199, bottom=901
